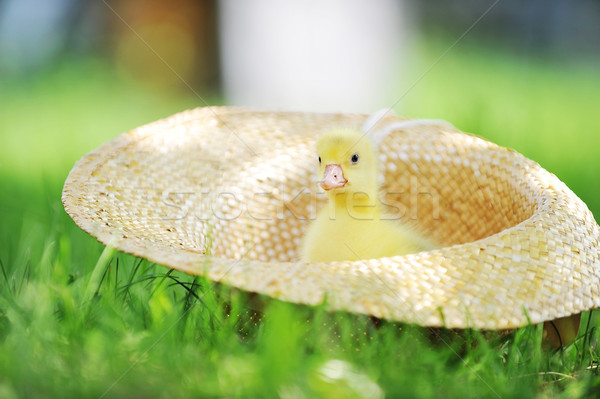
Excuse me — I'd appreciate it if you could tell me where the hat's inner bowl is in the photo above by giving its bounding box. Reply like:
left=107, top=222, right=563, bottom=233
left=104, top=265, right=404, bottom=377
left=206, top=134, right=537, bottom=262
left=85, top=115, right=538, bottom=264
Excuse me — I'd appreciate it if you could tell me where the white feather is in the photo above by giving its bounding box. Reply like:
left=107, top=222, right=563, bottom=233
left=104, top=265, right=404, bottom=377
left=370, top=118, right=456, bottom=146
left=360, top=108, right=396, bottom=135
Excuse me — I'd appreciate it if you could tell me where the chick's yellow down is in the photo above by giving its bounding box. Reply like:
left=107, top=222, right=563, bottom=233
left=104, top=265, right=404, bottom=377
left=300, top=128, right=435, bottom=263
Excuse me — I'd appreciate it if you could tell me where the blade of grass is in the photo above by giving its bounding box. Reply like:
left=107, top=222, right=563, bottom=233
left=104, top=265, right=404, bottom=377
left=84, top=245, right=115, bottom=303
left=0, top=258, right=9, bottom=289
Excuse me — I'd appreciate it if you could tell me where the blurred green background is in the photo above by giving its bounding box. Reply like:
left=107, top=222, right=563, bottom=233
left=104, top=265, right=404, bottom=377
left=1, top=1, right=599, bottom=398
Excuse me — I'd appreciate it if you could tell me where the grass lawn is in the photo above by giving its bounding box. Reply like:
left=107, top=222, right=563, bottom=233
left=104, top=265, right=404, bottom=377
left=1, top=40, right=599, bottom=398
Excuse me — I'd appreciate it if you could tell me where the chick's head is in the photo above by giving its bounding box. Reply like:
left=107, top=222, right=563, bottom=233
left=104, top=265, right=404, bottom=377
left=316, top=128, right=379, bottom=197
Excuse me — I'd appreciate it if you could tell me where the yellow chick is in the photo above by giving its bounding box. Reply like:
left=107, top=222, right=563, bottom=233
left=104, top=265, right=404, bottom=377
left=300, top=128, right=434, bottom=262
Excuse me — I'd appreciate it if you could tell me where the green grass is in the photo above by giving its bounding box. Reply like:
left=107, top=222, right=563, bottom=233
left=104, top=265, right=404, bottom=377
left=1, top=41, right=600, bottom=398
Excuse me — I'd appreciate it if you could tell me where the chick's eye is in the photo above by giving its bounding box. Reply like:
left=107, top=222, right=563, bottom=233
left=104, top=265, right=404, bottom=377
left=318, top=156, right=321, bottom=164
left=351, top=153, right=359, bottom=163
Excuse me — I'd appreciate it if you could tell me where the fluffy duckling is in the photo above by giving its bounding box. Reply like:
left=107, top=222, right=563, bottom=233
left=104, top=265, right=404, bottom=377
left=300, top=127, right=434, bottom=262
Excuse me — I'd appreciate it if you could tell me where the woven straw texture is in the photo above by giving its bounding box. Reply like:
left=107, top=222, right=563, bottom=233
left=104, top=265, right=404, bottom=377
left=62, top=106, right=600, bottom=329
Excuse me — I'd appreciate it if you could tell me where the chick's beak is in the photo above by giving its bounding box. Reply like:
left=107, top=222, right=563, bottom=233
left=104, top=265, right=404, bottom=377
left=320, top=164, right=347, bottom=190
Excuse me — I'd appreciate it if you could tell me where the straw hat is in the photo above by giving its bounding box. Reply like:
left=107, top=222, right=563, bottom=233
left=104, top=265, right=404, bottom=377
left=62, top=106, right=600, bottom=329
